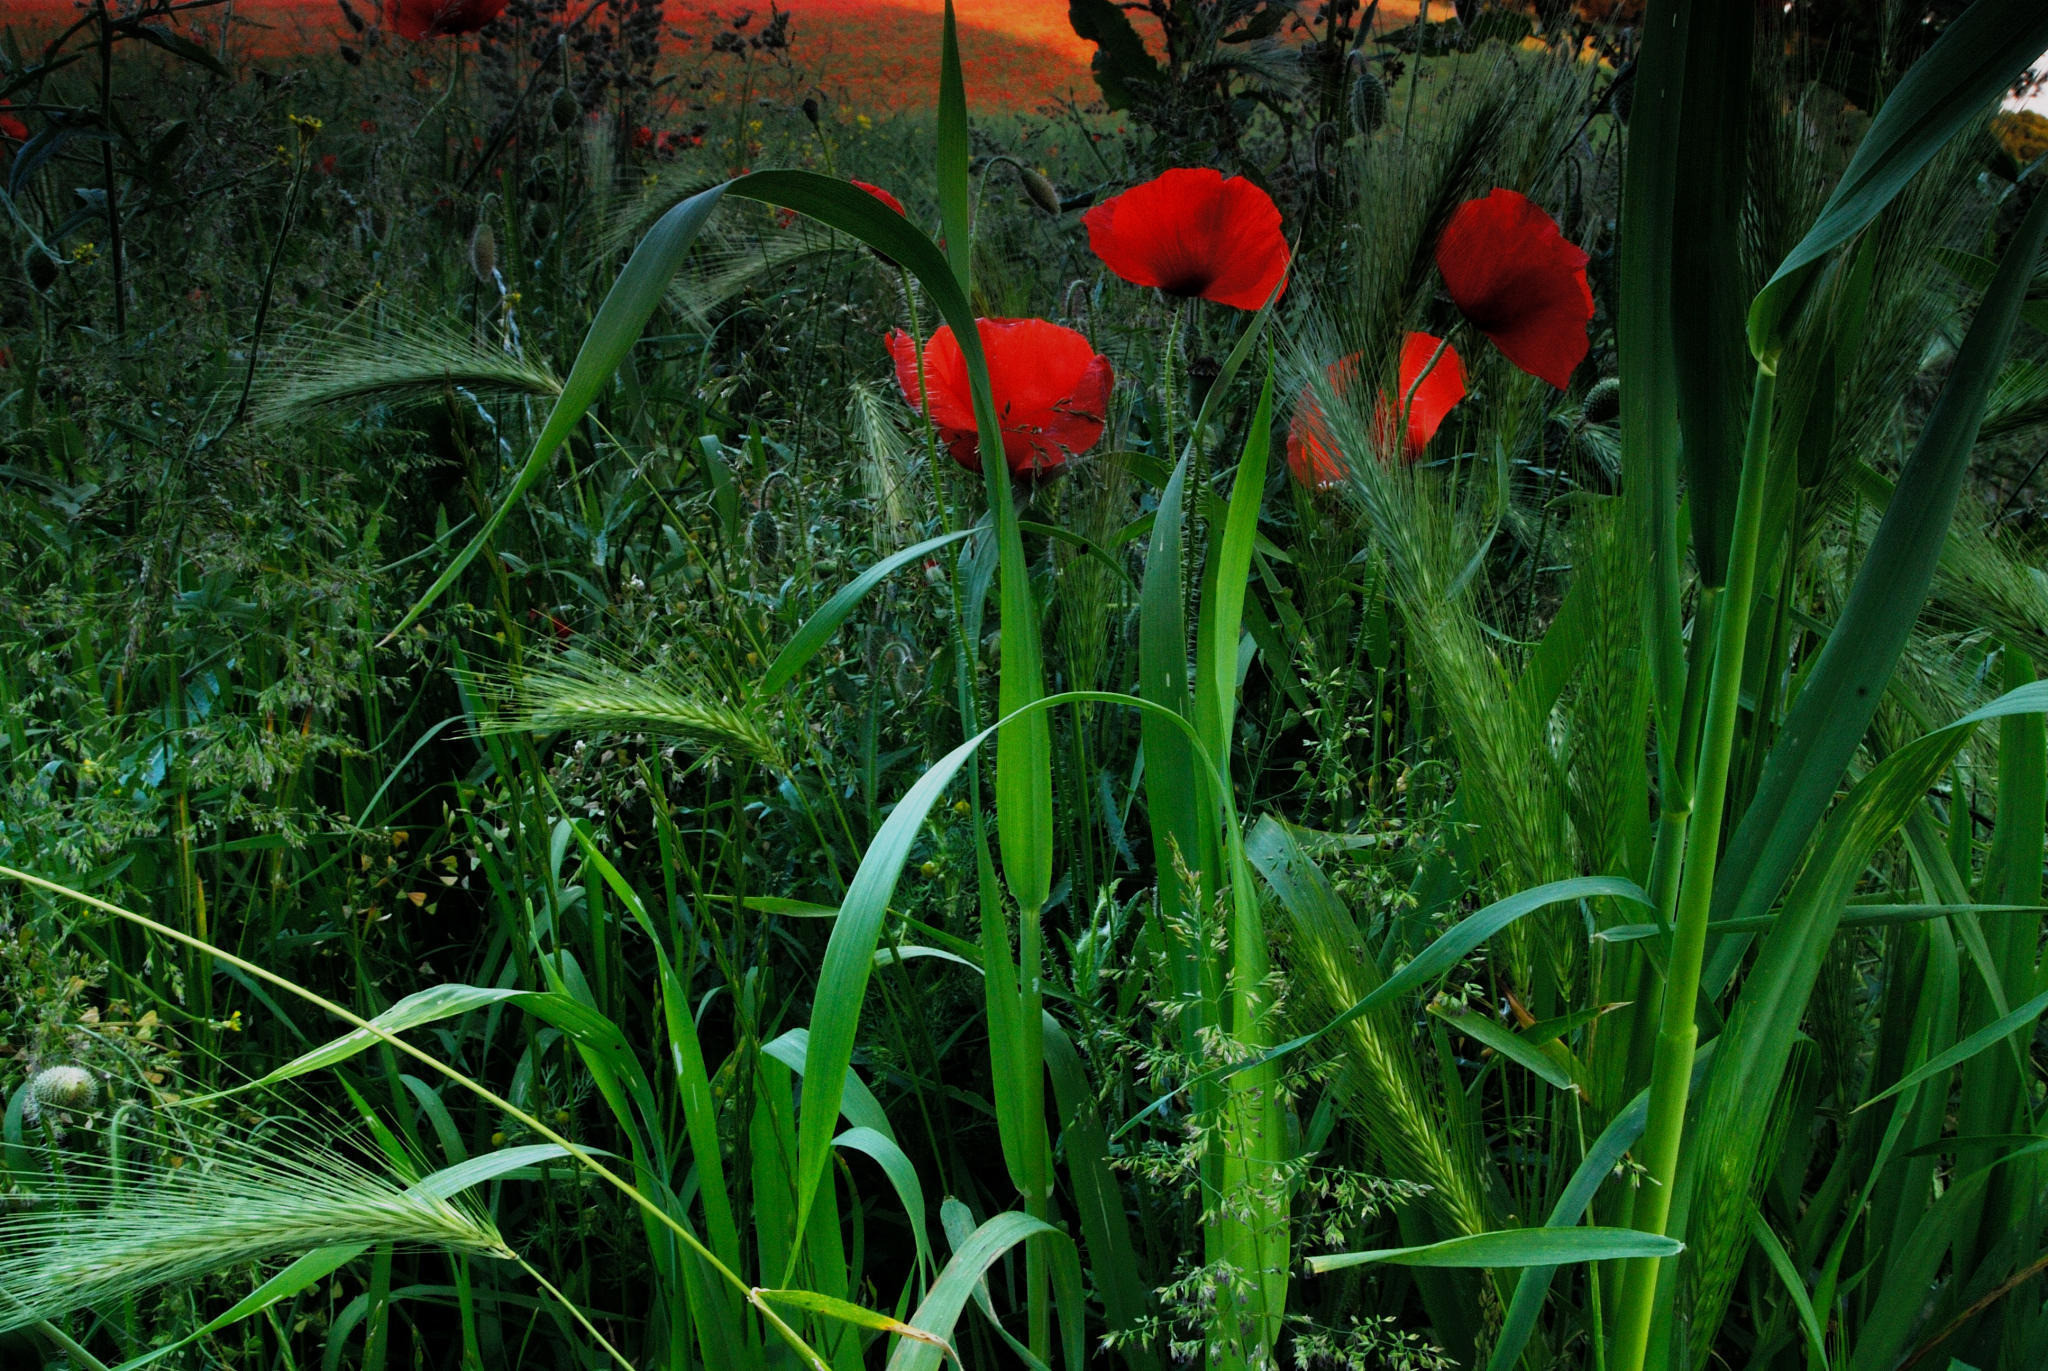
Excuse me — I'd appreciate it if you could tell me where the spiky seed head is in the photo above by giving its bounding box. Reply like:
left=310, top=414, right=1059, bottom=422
left=1349, top=69, right=1389, bottom=136
left=31, top=1066, right=97, bottom=1112
left=1582, top=377, right=1621, bottom=425
left=550, top=87, right=580, bottom=132
left=1020, top=168, right=1062, bottom=215
left=749, top=509, right=780, bottom=565
left=467, top=220, right=497, bottom=285
left=25, top=249, right=58, bottom=291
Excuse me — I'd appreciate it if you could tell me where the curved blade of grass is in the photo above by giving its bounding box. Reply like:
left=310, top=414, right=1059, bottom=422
left=1307, top=1228, right=1681, bottom=1274
left=1707, top=179, right=2048, bottom=990
left=1429, top=1003, right=1573, bottom=1090
left=789, top=689, right=1236, bottom=1277
left=1112, top=872, right=1652, bottom=1140
left=886, top=1211, right=1081, bottom=1371
left=1484, top=1043, right=1719, bottom=1371
left=1747, top=0, right=2048, bottom=360
left=0, top=866, right=832, bottom=1371
left=755, top=1288, right=954, bottom=1359
left=758, top=530, right=975, bottom=695
left=1859, top=985, right=2048, bottom=1112
left=384, top=183, right=729, bottom=641
left=107, top=1244, right=371, bottom=1371
left=833, top=1127, right=935, bottom=1286
left=1748, top=1208, right=1830, bottom=1371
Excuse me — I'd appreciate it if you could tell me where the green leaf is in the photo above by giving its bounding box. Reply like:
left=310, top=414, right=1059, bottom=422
left=887, top=1211, right=1081, bottom=1371
left=1307, top=1228, right=1681, bottom=1274
left=108, top=1245, right=370, bottom=1371
left=758, top=530, right=975, bottom=694
left=1860, top=985, right=2048, bottom=1111
left=754, top=1287, right=954, bottom=1356
left=1429, top=1003, right=1574, bottom=1090
left=1115, top=870, right=1651, bottom=1138
left=1707, top=178, right=2048, bottom=988
left=1747, top=0, right=2048, bottom=359
left=1748, top=1208, right=1830, bottom=1371
left=386, top=183, right=729, bottom=638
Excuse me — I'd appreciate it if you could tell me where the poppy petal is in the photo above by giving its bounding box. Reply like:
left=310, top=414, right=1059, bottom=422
left=850, top=179, right=906, bottom=216
left=1434, top=189, right=1591, bottom=390
left=888, top=318, right=1111, bottom=479
left=1085, top=168, right=1289, bottom=311
left=1385, top=332, right=1467, bottom=458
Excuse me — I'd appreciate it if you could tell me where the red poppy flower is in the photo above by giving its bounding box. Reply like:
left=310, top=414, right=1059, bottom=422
left=1083, top=167, right=1289, bottom=311
left=632, top=124, right=654, bottom=150
left=0, top=103, right=26, bottom=143
left=389, top=0, right=506, bottom=40
left=1286, top=333, right=1466, bottom=486
left=1434, top=189, right=1590, bottom=390
left=318, top=154, right=339, bottom=176
left=886, top=318, right=1113, bottom=479
left=851, top=179, right=905, bottom=216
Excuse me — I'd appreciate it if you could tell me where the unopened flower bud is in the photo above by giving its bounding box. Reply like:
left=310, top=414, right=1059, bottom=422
left=467, top=219, right=497, bottom=284
left=1582, top=377, right=1621, bottom=426
left=32, top=1066, right=97, bottom=1112
left=25, top=249, right=58, bottom=291
left=1020, top=167, right=1061, bottom=215
left=551, top=87, right=580, bottom=133
left=1349, top=68, right=1389, bottom=136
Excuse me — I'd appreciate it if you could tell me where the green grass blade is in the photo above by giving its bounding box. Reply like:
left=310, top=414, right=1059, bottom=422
left=834, top=1127, right=936, bottom=1287
left=1747, top=1209, right=1830, bottom=1371
left=107, top=1245, right=371, bottom=1371
left=754, top=1289, right=956, bottom=1360
left=1429, top=1003, right=1573, bottom=1090
left=1115, top=874, right=1651, bottom=1139
left=1194, top=363, right=1273, bottom=764
left=759, top=530, right=976, bottom=695
left=1307, top=1228, right=1682, bottom=1274
left=1859, top=985, right=2048, bottom=1111
left=886, top=1211, right=1080, bottom=1371
left=1707, top=181, right=2048, bottom=987
left=384, top=183, right=729, bottom=639
left=936, top=0, right=971, bottom=289
left=1747, top=0, right=2048, bottom=359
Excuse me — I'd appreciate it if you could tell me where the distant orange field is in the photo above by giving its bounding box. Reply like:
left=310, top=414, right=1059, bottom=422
left=2, top=1, right=1422, bottom=110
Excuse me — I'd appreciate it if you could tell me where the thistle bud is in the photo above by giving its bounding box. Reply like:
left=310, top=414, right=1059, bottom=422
left=550, top=87, right=580, bottom=133
left=1349, top=68, right=1389, bottom=136
left=31, top=1065, right=97, bottom=1113
left=25, top=248, right=58, bottom=291
left=1582, top=377, right=1621, bottom=426
left=467, top=219, right=497, bottom=285
left=1019, top=167, right=1061, bottom=215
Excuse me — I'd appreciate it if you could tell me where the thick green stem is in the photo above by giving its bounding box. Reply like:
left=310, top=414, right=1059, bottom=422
left=1611, top=364, right=1777, bottom=1371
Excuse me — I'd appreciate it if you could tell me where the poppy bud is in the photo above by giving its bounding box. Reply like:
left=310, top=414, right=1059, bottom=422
left=1349, top=69, right=1389, bottom=136
left=529, top=204, right=553, bottom=240
left=468, top=219, right=497, bottom=284
left=551, top=87, right=579, bottom=132
left=801, top=96, right=820, bottom=126
left=340, top=44, right=361, bottom=65
left=32, top=1065, right=97, bottom=1112
left=749, top=509, right=780, bottom=565
left=25, top=248, right=58, bottom=291
left=1020, top=167, right=1061, bottom=215
left=1582, top=377, right=1621, bottom=426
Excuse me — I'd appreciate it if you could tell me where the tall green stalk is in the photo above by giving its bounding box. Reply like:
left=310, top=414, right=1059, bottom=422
left=1610, top=364, right=1777, bottom=1371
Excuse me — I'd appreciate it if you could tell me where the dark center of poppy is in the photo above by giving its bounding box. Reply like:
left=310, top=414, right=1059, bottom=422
left=1160, top=270, right=1216, bottom=299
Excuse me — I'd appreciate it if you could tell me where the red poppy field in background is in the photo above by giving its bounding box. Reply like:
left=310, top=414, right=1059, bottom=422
left=0, top=0, right=1423, bottom=110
